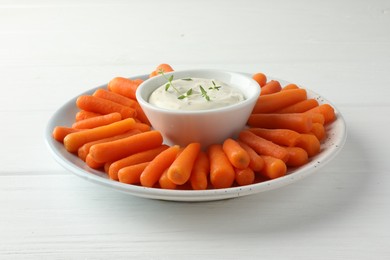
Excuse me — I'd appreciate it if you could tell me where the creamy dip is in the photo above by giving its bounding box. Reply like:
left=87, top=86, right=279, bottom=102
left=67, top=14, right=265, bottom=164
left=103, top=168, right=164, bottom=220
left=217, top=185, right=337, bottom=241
left=148, top=77, right=245, bottom=111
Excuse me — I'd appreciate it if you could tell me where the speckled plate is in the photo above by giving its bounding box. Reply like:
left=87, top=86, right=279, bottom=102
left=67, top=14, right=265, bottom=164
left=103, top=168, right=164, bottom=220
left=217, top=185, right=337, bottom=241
left=45, top=73, right=347, bottom=201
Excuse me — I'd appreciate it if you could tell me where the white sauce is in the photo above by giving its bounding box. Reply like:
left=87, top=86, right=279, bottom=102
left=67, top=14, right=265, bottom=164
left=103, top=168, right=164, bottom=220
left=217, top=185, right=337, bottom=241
left=148, top=77, right=245, bottom=111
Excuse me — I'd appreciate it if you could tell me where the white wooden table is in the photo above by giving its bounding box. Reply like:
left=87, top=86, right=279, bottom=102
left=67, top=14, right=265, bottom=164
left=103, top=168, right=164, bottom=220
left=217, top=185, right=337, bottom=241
left=1, top=0, right=389, bottom=259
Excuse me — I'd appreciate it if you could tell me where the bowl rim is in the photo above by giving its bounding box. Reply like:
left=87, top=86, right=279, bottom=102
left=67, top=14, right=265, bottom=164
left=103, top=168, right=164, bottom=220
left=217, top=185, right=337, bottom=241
left=135, top=69, right=261, bottom=115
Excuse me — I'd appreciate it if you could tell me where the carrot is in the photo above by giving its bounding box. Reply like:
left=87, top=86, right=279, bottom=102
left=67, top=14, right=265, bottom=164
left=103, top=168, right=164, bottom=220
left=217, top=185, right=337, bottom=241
left=260, top=80, right=282, bottom=95
left=284, top=147, right=309, bottom=167
left=85, top=154, right=104, bottom=169
left=281, top=83, right=299, bottom=91
left=295, top=134, right=321, bottom=157
left=237, top=141, right=264, bottom=172
left=260, top=156, right=287, bottom=179
left=104, top=162, right=111, bottom=174
left=222, top=138, right=250, bottom=169
left=235, top=168, right=255, bottom=186
left=52, top=126, right=83, bottom=143
left=63, top=118, right=136, bottom=153
left=140, top=145, right=181, bottom=188
left=89, top=130, right=163, bottom=163
left=247, top=113, right=313, bottom=133
left=190, top=151, right=210, bottom=190
left=108, top=145, right=169, bottom=180
left=167, top=143, right=201, bottom=185
left=131, top=122, right=150, bottom=132
left=72, top=112, right=122, bottom=129
left=248, top=128, right=301, bottom=147
left=159, top=168, right=177, bottom=190
left=93, top=88, right=137, bottom=108
left=252, top=88, right=307, bottom=113
left=76, top=95, right=137, bottom=119
left=155, top=63, right=174, bottom=74
left=275, top=99, right=319, bottom=113
left=149, top=70, right=158, bottom=78
left=77, top=129, right=141, bottom=161
left=207, top=144, right=235, bottom=189
left=252, top=72, right=267, bottom=87
left=134, top=102, right=151, bottom=125
left=307, top=112, right=325, bottom=125
left=310, top=122, right=326, bottom=141
left=107, top=77, right=143, bottom=100
left=75, top=110, right=101, bottom=122
left=238, top=130, right=289, bottom=162
left=304, top=104, right=336, bottom=124
left=118, top=162, right=150, bottom=185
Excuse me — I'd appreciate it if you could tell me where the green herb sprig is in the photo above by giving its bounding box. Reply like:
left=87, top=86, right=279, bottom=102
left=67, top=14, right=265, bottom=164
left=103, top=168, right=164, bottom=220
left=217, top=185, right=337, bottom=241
left=199, top=85, right=211, bottom=101
left=209, top=81, right=221, bottom=91
left=158, top=69, right=181, bottom=95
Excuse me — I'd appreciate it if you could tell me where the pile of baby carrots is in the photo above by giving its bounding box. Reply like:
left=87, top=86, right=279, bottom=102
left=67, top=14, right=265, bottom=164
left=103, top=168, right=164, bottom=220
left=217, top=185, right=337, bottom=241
left=52, top=64, right=336, bottom=190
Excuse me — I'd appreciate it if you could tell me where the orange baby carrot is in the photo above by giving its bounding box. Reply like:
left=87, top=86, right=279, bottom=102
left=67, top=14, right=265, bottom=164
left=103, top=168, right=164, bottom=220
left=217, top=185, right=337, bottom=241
left=85, top=154, right=104, bottom=169
left=93, top=88, right=138, bottom=108
left=132, top=122, right=151, bottom=132
left=77, top=129, right=141, bottom=161
left=238, top=130, right=289, bottom=162
left=222, top=138, right=250, bottom=170
left=281, top=83, right=299, bottom=91
left=108, top=145, right=168, bottom=180
left=307, top=112, right=325, bottom=125
left=89, top=130, right=163, bottom=163
left=75, top=110, right=101, bottom=122
left=284, top=147, right=309, bottom=167
left=72, top=112, right=122, bottom=129
left=107, top=77, right=143, bottom=100
left=295, top=134, right=321, bottom=157
left=260, top=155, right=287, bottom=179
left=276, top=99, right=319, bottom=113
left=304, top=104, right=336, bottom=124
left=190, top=151, right=210, bottom=190
left=237, top=141, right=264, bottom=172
left=134, top=102, right=151, bottom=125
left=207, top=144, right=235, bottom=189
left=52, top=126, right=83, bottom=143
left=63, top=118, right=136, bottom=153
left=118, top=162, right=150, bottom=185
left=260, top=80, right=282, bottom=95
left=167, top=143, right=201, bottom=185
left=235, top=168, right=255, bottom=186
left=252, top=88, right=307, bottom=113
left=310, top=122, right=326, bottom=141
left=76, top=95, right=137, bottom=119
left=247, top=113, right=313, bottom=133
left=140, top=145, right=181, bottom=188
left=248, top=128, right=301, bottom=147
left=159, top=168, right=177, bottom=190
left=252, top=72, right=267, bottom=87
left=155, top=63, right=174, bottom=74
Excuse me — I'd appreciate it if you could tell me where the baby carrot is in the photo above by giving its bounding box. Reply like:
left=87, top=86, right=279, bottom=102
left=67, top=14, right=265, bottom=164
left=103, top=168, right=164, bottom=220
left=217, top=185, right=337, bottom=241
left=235, top=168, right=255, bottom=186
left=260, top=80, right=282, bottom=95
left=207, top=144, right=235, bottom=189
left=167, top=142, right=201, bottom=185
left=310, top=122, right=326, bottom=141
left=155, top=63, right=174, bottom=74
left=238, top=130, right=290, bottom=163
left=304, top=104, right=336, bottom=124
left=222, top=138, right=250, bottom=169
left=108, top=145, right=169, bottom=180
left=107, top=77, right=143, bottom=100
left=284, top=147, right=309, bottom=167
left=63, top=118, right=136, bottom=153
left=52, top=126, right=83, bottom=143
left=89, top=130, right=163, bottom=163
left=247, top=113, right=313, bottom=133
left=295, top=134, right=321, bottom=157
left=118, top=162, right=150, bottom=185
left=275, top=99, right=319, bottom=113
left=77, top=129, right=141, bottom=161
left=190, top=151, right=210, bottom=190
left=134, top=102, right=151, bottom=125
left=93, top=88, right=138, bottom=108
left=252, top=72, right=267, bottom=87
left=252, top=88, right=307, bottom=113
left=72, top=112, right=122, bottom=129
left=237, top=141, right=264, bottom=172
left=307, top=112, right=325, bottom=125
left=260, top=155, right=287, bottom=179
left=86, top=154, right=104, bottom=169
left=76, top=95, right=137, bottom=119
left=281, top=83, right=299, bottom=91
left=159, top=169, right=177, bottom=190
left=133, top=122, right=151, bottom=132
left=248, top=128, right=301, bottom=147
left=75, top=110, right=101, bottom=122
left=140, top=145, right=181, bottom=188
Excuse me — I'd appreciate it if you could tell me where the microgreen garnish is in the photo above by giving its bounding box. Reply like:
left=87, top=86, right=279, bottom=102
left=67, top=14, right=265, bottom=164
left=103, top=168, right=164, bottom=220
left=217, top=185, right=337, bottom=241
left=178, top=88, right=193, bottom=99
left=209, top=81, right=221, bottom=91
left=199, top=85, right=210, bottom=101
left=181, top=78, right=193, bottom=81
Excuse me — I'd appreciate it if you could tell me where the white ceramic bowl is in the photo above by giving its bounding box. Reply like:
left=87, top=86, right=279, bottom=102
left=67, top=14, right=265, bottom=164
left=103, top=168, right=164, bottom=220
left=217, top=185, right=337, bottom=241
left=136, top=69, right=261, bottom=148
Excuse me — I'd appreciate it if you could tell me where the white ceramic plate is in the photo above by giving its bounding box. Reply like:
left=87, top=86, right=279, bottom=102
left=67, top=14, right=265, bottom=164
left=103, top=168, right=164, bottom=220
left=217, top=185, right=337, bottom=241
left=45, top=73, right=347, bottom=202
